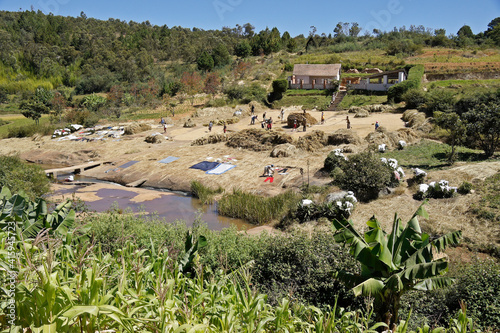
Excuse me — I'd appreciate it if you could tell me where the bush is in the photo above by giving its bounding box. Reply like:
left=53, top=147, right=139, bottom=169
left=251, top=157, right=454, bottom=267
left=252, top=230, right=361, bottom=309
left=457, top=181, right=472, bottom=195
left=0, top=155, right=50, bottom=199
left=65, top=109, right=100, bottom=128
left=414, top=180, right=457, bottom=200
left=283, top=63, right=294, bottom=72
left=446, top=259, right=500, bottom=330
left=388, top=65, right=424, bottom=103
left=424, top=89, right=456, bottom=114
left=269, top=79, right=288, bottom=102
left=402, top=88, right=427, bottom=109
left=224, top=83, right=267, bottom=104
left=324, top=149, right=347, bottom=173
left=333, top=151, right=394, bottom=202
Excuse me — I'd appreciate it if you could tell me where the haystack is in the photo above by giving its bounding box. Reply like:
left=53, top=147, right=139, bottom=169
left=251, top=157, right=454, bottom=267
left=296, top=131, right=328, bottom=152
left=327, top=129, right=362, bottom=146
left=124, top=123, right=151, bottom=135
left=191, top=133, right=228, bottom=146
left=402, top=109, right=427, bottom=128
left=145, top=133, right=164, bottom=144
left=364, top=127, right=420, bottom=150
left=354, top=110, right=369, bottom=118
left=183, top=118, right=196, bottom=128
left=286, top=112, right=318, bottom=127
left=270, top=143, right=297, bottom=157
left=226, top=128, right=292, bottom=151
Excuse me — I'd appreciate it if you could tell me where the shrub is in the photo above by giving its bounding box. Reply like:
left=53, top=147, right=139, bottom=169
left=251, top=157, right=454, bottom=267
left=424, top=89, right=456, bottom=115
left=324, top=149, right=347, bottom=173
left=252, top=230, right=361, bottom=309
left=269, top=79, right=288, bottom=102
left=64, top=109, right=100, bottom=128
left=457, top=181, right=472, bottom=195
left=414, top=180, right=457, bottom=200
left=283, top=63, right=294, bottom=72
left=0, top=155, right=50, bottom=199
left=402, top=88, right=427, bottom=109
left=224, top=83, right=266, bottom=104
left=446, top=259, right=500, bottom=331
left=388, top=65, right=424, bottom=103
left=205, top=98, right=227, bottom=107
left=283, top=193, right=357, bottom=226
left=333, top=151, right=394, bottom=202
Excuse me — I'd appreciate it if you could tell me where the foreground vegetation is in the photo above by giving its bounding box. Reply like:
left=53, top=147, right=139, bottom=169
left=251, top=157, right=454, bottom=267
left=1, top=187, right=499, bottom=331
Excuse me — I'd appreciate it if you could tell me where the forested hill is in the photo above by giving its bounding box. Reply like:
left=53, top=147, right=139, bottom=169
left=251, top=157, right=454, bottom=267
left=0, top=10, right=499, bottom=95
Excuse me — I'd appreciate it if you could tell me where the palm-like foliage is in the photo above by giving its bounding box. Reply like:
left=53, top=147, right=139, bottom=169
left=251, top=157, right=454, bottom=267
left=331, top=202, right=462, bottom=328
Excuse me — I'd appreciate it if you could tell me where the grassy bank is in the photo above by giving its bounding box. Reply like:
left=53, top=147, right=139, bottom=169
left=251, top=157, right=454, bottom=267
left=217, top=189, right=301, bottom=225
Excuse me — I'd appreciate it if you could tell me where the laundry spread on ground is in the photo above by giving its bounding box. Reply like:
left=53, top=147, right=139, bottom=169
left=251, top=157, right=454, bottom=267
left=158, top=156, right=179, bottom=164
left=264, top=177, right=274, bottom=183
left=190, top=161, right=220, bottom=171
left=118, top=161, right=139, bottom=169
left=205, top=163, right=236, bottom=175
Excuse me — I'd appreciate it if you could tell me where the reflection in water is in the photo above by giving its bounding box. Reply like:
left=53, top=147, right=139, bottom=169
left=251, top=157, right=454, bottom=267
left=52, top=174, right=254, bottom=231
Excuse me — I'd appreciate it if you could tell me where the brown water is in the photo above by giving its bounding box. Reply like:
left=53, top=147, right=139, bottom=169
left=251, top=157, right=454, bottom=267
left=51, top=173, right=254, bottom=231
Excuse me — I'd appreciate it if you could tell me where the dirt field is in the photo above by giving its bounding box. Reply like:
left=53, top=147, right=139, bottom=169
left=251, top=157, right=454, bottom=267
left=2, top=107, right=500, bottom=248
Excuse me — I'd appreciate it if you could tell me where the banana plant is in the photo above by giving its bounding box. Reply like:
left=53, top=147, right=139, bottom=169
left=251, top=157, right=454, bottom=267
left=331, top=202, right=462, bottom=328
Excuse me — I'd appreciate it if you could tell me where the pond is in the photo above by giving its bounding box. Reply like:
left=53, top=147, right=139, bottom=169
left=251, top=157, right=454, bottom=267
left=50, top=172, right=254, bottom=231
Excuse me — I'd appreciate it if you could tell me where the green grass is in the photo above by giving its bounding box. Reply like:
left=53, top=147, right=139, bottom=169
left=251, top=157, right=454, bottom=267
left=383, top=139, right=490, bottom=169
left=217, top=189, right=301, bottom=225
left=285, top=89, right=331, bottom=96
left=424, top=79, right=500, bottom=89
left=339, top=94, right=387, bottom=108
left=0, top=115, right=52, bottom=138
left=473, top=172, right=500, bottom=223
left=190, top=180, right=224, bottom=204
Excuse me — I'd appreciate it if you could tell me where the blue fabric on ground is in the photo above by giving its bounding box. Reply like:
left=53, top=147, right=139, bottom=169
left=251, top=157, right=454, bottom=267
left=190, top=161, right=220, bottom=171
left=158, top=156, right=179, bottom=164
left=206, top=163, right=236, bottom=175
left=118, top=161, right=139, bottom=169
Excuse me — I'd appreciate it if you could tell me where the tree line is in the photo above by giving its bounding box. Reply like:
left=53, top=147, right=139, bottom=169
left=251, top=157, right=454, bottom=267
left=0, top=10, right=499, bottom=96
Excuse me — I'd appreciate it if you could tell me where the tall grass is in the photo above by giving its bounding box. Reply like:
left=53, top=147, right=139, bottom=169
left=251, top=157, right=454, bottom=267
left=0, top=115, right=52, bottom=138
left=217, top=189, right=301, bottom=225
left=190, top=180, right=224, bottom=204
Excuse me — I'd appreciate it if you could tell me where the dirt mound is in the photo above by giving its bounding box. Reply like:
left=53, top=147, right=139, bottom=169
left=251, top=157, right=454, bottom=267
left=191, top=133, right=228, bottom=146
left=286, top=112, right=318, bottom=128
left=20, top=149, right=98, bottom=166
left=364, top=128, right=420, bottom=149
left=226, top=128, right=292, bottom=151
left=327, top=129, right=362, bottom=146
left=124, top=123, right=151, bottom=135
left=270, top=143, right=297, bottom=157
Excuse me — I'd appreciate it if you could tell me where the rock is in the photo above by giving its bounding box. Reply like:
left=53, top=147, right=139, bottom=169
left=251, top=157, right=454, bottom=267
left=270, top=143, right=297, bottom=157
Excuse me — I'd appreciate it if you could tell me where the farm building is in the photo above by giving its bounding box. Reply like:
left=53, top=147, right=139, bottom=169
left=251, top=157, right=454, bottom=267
left=288, top=64, right=341, bottom=89
left=348, top=69, right=407, bottom=91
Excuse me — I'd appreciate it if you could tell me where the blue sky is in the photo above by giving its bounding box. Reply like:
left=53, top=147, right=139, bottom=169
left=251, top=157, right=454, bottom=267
left=1, top=0, right=499, bottom=37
